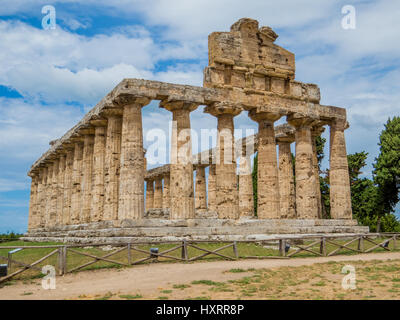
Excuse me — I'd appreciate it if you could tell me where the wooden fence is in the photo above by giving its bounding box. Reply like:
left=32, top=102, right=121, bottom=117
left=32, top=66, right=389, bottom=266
left=0, top=233, right=398, bottom=284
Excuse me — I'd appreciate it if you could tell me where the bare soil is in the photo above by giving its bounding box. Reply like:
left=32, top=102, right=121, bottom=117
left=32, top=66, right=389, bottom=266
left=1, top=252, right=400, bottom=300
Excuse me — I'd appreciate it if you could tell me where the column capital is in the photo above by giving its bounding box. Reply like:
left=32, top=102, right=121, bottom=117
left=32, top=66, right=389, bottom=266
left=248, top=110, right=282, bottom=123
left=159, top=99, right=199, bottom=113
left=330, top=118, right=349, bottom=131
left=101, top=107, right=124, bottom=117
left=114, top=95, right=151, bottom=107
left=90, top=118, right=108, bottom=127
left=287, top=114, right=319, bottom=128
left=204, top=102, right=242, bottom=117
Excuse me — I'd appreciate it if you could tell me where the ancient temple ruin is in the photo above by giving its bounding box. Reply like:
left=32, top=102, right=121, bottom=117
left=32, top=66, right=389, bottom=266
left=25, top=18, right=369, bottom=243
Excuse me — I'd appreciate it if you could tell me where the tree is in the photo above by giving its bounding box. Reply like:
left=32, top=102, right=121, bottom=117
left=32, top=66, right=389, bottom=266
left=373, top=117, right=400, bottom=232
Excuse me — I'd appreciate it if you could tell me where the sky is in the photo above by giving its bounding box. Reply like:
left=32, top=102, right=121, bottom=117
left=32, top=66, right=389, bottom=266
left=0, top=0, right=399, bottom=233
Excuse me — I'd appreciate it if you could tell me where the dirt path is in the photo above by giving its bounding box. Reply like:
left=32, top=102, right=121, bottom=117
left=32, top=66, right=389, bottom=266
left=1, top=252, right=400, bottom=300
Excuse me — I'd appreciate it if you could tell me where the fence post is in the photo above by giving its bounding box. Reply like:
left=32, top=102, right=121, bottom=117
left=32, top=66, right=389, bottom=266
left=320, top=237, right=327, bottom=256
left=127, top=243, right=132, bottom=265
left=62, top=246, right=67, bottom=275
left=279, top=239, right=286, bottom=257
left=58, top=247, right=64, bottom=276
left=181, top=240, right=188, bottom=261
left=233, top=241, right=239, bottom=259
left=394, top=235, right=397, bottom=250
left=7, top=252, right=12, bottom=270
left=358, top=236, right=364, bottom=252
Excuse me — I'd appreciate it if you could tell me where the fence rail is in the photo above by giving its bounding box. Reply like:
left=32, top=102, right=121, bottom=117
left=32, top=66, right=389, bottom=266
left=0, top=233, right=399, bottom=284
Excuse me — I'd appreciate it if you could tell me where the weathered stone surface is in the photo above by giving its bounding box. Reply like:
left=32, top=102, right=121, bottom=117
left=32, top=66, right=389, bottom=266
left=103, top=113, right=122, bottom=221
left=208, top=164, right=217, bottom=212
left=249, top=111, right=281, bottom=219
left=161, top=101, right=198, bottom=219
left=81, top=133, right=95, bottom=223
left=91, top=124, right=107, bottom=222
left=288, top=116, right=319, bottom=219
left=162, top=174, right=170, bottom=209
left=56, top=155, right=66, bottom=226
left=153, top=178, right=163, bottom=209
left=195, top=165, right=207, bottom=212
left=145, top=179, right=154, bottom=210
left=238, top=155, right=254, bottom=217
left=278, top=140, right=296, bottom=219
left=70, top=142, right=84, bottom=224
left=118, top=98, right=150, bottom=220
left=330, top=120, right=352, bottom=219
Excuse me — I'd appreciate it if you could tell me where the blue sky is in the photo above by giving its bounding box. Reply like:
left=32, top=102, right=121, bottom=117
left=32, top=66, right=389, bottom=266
left=0, top=0, right=399, bottom=233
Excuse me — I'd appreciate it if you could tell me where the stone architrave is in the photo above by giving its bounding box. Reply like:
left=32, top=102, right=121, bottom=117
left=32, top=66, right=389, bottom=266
left=330, top=119, right=352, bottom=219
left=118, top=97, right=151, bottom=220
left=204, top=102, right=241, bottom=219
left=249, top=110, right=282, bottom=219
left=195, top=165, right=207, bottom=212
left=288, top=115, right=319, bottom=219
left=277, top=138, right=296, bottom=219
left=160, top=100, right=199, bottom=220
left=103, top=110, right=123, bottom=221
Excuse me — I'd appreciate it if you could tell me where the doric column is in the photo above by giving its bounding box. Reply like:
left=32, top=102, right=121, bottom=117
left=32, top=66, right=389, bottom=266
left=45, top=162, right=55, bottom=228
left=118, top=97, right=151, bottom=220
left=208, top=164, right=217, bottom=212
left=238, top=154, right=254, bottom=218
left=70, top=140, right=84, bottom=224
left=103, top=110, right=123, bottom=221
left=311, top=125, right=325, bottom=219
left=38, top=167, right=47, bottom=228
left=63, top=146, right=74, bottom=225
left=288, top=115, right=319, bottom=219
left=145, top=179, right=154, bottom=211
left=249, top=110, right=282, bottom=219
left=195, top=165, right=207, bottom=212
left=56, top=155, right=66, bottom=226
left=204, top=103, right=241, bottom=219
left=160, top=100, right=199, bottom=220
left=90, top=120, right=107, bottom=222
left=277, top=138, right=296, bottom=219
left=329, top=119, right=352, bottom=219
left=162, top=173, right=170, bottom=209
left=28, top=173, right=38, bottom=230
left=154, top=178, right=163, bottom=209
left=80, top=131, right=95, bottom=223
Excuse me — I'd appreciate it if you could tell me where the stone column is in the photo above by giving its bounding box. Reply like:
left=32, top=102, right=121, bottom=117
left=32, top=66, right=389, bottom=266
left=311, top=125, right=325, bottom=219
left=249, top=110, right=282, bottom=219
left=288, top=116, right=319, bottom=219
left=56, top=155, right=66, bottom=226
left=28, top=173, right=38, bottom=230
left=103, top=111, right=123, bottom=221
left=70, top=141, right=84, bottom=224
left=91, top=121, right=107, bottom=222
left=80, top=131, right=95, bottom=223
left=38, top=167, right=47, bottom=228
left=204, top=103, right=241, bottom=219
left=63, top=147, right=74, bottom=225
left=45, top=162, right=55, bottom=228
left=208, top=164, right=217, bottom=212
left=238, top=154, right=254, bottom=218
left=162, top=174, right=170, bottom=209
left=153, top=178, right=163, bottom=209
left=329, top=119, right=352, bottom=219
left=118, top=97, right=151, bottom=220
left=277, top=139, right=296, bottom=219
left=145, top=180, right=154, bottom=211
left=195, top=165, right=207, bottom=212
left=160, top=100, right=199, bottom=220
